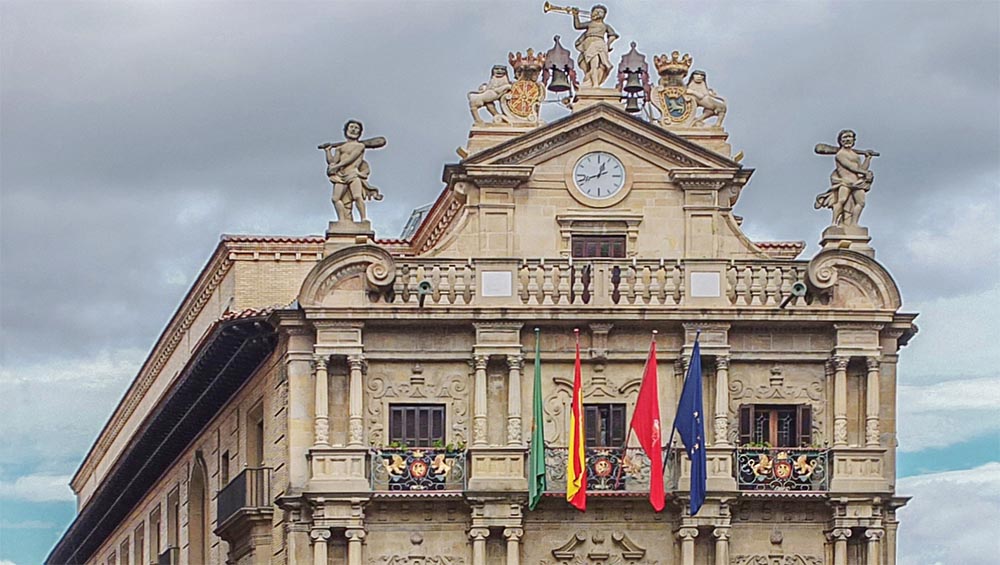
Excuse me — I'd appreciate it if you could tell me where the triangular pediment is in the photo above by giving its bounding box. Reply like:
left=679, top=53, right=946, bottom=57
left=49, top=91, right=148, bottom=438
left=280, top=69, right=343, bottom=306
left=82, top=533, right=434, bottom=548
left=463, top=102, right=741, bottom=170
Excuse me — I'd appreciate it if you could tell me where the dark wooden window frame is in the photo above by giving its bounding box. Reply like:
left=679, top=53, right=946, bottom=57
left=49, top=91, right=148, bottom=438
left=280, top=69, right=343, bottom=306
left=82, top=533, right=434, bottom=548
left=389, top=404, right=446, bottom=447
left=738, top=404, right=812, bottom=447
left=584, top=403, right=627, bottom=448
left=571, top=235, right=627, bottom=258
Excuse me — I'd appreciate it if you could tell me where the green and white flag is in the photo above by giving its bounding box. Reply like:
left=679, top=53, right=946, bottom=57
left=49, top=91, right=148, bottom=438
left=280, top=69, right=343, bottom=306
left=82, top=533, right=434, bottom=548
left=528, top=328, right=548, bottom=510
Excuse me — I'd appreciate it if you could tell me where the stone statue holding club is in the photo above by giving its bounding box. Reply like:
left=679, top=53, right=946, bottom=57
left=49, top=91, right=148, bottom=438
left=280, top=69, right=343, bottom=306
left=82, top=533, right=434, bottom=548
left=319, top=120, right=387, bottom=223
left=814, top=129, right=879, bottom=227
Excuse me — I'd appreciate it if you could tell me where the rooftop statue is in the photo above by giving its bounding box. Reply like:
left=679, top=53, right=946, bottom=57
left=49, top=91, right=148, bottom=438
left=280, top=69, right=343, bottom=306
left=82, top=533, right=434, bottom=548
left=814, top=129, right=879, bottom=227
left=686, top=70, right=726, bottom=128
left=545, top=3, right=619, bottom=88
left=319, top=120, right=387, bottom=223
left=469, top=66, right=514, bottom=126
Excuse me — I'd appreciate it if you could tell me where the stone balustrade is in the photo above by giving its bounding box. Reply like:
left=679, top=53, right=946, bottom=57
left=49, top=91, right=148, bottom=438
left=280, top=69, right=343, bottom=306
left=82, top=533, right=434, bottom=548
left=376, top=257, right=810, bottom=308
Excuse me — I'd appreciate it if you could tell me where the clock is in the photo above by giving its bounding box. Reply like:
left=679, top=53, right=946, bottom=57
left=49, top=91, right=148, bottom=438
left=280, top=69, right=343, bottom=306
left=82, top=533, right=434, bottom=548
left=573, top=151, right=625, bottom=200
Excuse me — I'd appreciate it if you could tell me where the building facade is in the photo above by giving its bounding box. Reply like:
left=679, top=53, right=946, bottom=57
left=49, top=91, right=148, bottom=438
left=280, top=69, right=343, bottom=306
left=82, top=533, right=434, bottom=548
left=50, top=7, right=916, bottom=565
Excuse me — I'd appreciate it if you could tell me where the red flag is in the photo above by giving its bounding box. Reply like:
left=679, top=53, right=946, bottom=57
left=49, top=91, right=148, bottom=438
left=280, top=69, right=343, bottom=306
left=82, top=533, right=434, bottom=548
left=567, top=329, right=587, bottom=511
left=630, top=335, right=665, bottom=511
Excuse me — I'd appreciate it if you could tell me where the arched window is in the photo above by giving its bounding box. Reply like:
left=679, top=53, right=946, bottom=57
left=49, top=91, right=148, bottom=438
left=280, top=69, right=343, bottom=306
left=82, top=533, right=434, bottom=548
left=188, top=452, right=210, bottom=564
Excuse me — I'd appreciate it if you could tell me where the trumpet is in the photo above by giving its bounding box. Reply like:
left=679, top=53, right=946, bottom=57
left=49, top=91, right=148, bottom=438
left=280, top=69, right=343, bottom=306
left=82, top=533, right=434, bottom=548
left=543, top=1, right=589, bottom=20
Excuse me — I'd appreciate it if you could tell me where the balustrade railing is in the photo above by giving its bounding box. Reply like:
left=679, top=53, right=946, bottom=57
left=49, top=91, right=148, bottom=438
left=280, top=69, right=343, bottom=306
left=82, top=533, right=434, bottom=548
left=371, top=448, right=468, bottom=491
left=736, top=447, right=830, bottom=492
left=378, top=257, right=807, bottom=308
left=217, top=467, right=272, bottom=526
left=544, top=446, right=666, bottom=493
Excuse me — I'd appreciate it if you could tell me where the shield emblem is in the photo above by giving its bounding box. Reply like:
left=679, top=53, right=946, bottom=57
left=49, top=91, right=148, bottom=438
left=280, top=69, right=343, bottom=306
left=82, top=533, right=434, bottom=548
left=507, top=80, right=543, bottom=118
left=655, top=86, right=693, bottom=124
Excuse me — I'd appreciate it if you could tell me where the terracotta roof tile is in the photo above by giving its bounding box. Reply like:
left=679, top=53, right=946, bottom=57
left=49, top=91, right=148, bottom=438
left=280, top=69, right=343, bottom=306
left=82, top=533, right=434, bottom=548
left=221, top=234, right=324, bottom=244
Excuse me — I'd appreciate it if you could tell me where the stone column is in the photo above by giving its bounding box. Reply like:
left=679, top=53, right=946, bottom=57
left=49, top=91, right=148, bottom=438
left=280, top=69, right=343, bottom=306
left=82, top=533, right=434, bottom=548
left=713, top=356, right=730, bottom=447
left=830, top=528, right=851, bottom=565
left=310, top=528, right=330, bottom=565
left=313, top=356, right=330, bottom=447
left=348, top=355, right=365, bottom=446
left=473, top=355, right=489, bottom=446
left=346, top=528, right=366, bottom=565
left=832, top=356, right=849, bottom=447
left=677, top=527, right=698, bottom=565
left=469, top=527, right=490, bottom=565
left=712, top=528, right=729, bottom=565
left=865, top=357, right=881, bottom=447
left=507, top=355, right=523, bottom=446
left=503, top=527, right=523, bottom=565
left=865, top=528, right=884, bottom=565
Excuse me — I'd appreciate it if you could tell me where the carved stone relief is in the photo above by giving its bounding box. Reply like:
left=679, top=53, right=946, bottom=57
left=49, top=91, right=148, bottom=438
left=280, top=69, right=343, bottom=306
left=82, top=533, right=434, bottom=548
left=366, top=370, right=469, bottom=446
left=727, top=371, right=825, bottom=445
left=541, top=530, right=657, bottom=565
left=543, top=372, right=641, bottom=445
left=733, top=556, right=822, bottom=565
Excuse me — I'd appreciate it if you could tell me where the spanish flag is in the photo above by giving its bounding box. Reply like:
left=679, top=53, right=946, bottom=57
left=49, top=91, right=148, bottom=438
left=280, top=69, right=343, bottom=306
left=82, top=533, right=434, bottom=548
left=567, top=328, right=587, bottom=511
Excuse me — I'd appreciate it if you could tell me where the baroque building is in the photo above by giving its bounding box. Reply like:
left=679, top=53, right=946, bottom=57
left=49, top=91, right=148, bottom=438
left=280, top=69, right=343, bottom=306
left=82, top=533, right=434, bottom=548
left=50, top=5, right=916, bottom=565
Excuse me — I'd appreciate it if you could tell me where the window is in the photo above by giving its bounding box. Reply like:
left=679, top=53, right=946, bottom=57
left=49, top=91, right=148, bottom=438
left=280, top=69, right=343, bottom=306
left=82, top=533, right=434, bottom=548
left=148, top=506, right=161, bottom=561
left=220, top=450, right=230, bottom=485
left=133, top=523, right=144, bottom=565
left=738, top=405, right=812, bottom=447
left=572, top=235, right=626, bottom=258
left=166, top=487, right=179, bottom=548
left=584, top=404, right=627, bottom=447
left=107, top=550, right=116, bottom=565
left=389, top=404, right=445, bottom=447
left=247, top=402, right=264, bottom=467
left=119, top=539, right=129, bottom=565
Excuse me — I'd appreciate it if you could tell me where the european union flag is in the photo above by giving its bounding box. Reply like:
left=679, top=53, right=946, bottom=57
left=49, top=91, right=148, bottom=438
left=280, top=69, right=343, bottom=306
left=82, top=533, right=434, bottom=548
left=673, top=336, right=707, bottom=515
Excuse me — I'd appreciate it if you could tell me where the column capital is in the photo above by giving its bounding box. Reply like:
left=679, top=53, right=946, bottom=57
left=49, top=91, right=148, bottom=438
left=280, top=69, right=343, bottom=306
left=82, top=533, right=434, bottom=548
left=829, top=528, right=852, bottom=541
left=506, top=354, right=524, bottom=370
left=866, top=356, right=881, bottom=371
left=345, top=528, right=367, bottom=541
left=712, top=527, right=730, bottom=541
left=676, top=527, right=699, bottom=540
left=503, top=527, right=524, bottom=541
left=347, top=354, right=366, bottom=371
left=833, top=356, right=850, bottom=370
left=312, top=354, right=329, bottom=370
left=864, top=528, right=884, bottom=542
left=474, top=355, right=489, bottom=370
left=469, top=527, right=490, bottom=540
left=715, top=356, right=729, bottom=370
left=310, top=528, right=331, bottom=542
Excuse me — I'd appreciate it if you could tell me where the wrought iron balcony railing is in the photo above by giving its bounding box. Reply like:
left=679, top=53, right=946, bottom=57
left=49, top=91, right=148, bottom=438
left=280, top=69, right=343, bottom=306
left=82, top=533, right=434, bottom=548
left=545, top=446, right=666, bottom=493
left=217, top=467, right=272, bottom=526
left=736, top=447, right=830, bottom=492
left=371, top=448, right=467, bottom=491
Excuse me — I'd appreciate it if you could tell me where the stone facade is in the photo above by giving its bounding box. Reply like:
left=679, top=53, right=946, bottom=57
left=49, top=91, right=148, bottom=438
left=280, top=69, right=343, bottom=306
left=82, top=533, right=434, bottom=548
left=50, top=13, right=916, bottom=565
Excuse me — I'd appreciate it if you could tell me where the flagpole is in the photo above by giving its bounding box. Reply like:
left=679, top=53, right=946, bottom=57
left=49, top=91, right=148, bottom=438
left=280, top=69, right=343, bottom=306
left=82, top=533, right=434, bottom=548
left=618, top=330, right=657, bottom=488
left=663, top=330, right=699, bottom=471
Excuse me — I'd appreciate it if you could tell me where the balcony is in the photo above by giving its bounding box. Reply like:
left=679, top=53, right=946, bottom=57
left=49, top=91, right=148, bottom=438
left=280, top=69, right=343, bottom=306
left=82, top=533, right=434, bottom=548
left=217, top=467, right=272, bottom=526
left=156, top=547, right=179, bottom=565
left=545, top=447, right=661, bottom=494
left=371, top=448, right=468, bottom=492
left=735, top=447, right=830, bottom=492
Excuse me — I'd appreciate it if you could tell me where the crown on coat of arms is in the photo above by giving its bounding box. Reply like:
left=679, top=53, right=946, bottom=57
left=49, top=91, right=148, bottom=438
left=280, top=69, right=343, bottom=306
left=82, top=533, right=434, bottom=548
left=509, top=48, right=545, bottom=82
left=653, top=51, right=693, bottom=78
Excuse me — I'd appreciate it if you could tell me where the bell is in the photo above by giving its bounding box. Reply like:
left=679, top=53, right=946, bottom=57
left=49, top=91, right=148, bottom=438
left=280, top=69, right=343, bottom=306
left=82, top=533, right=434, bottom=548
left=623, top=71, right=643, bottom=94
left=548, top=68, right=572, bottom=93
left=625, top=95, right=642, bottom=113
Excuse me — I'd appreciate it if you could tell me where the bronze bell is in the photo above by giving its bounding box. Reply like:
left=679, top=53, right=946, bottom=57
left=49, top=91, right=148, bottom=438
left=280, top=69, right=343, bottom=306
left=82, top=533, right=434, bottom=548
left=623, top=71, right=643, bottom=94
left=548, top=68, right=572, bottom=92
left=624, top=95, right=642, bottom=113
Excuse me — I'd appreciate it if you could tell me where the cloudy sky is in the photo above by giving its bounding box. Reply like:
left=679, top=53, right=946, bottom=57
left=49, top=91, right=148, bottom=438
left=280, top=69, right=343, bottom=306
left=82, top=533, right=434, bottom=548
left=1, top=0, right=997, bottom=563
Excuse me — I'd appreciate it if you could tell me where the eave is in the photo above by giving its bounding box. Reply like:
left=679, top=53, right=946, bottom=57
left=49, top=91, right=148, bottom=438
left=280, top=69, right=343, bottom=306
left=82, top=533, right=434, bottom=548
left=48, top=315, right=278, bottom=565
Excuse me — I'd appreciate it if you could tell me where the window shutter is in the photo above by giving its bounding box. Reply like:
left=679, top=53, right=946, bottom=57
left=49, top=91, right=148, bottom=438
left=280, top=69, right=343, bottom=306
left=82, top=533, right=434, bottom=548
left=585, top=405, right=599, bottom=447
left=738, top=405, right=753, bottom=445
left=610, top=404, right=627, bottom=447
left=797, top=405, right=813, bottom=447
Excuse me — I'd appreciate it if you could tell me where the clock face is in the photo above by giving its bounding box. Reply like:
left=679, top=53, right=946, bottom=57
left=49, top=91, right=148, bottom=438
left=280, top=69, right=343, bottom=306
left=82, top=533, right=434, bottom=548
left=573, top=151, right=625, bottom=200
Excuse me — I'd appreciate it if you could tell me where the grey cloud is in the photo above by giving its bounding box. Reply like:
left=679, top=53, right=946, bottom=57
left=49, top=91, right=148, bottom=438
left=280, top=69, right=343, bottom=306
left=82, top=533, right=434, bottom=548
left=2, top=0, right=998, bottom=366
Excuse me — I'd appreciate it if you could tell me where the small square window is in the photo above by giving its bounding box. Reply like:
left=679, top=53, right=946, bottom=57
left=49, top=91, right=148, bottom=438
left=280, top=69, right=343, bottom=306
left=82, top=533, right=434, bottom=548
left=389, top=404, right=446, bottom=447
left=572, top=236, right=626, bottom=258
left=584, top=404, right=627, bottom=447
